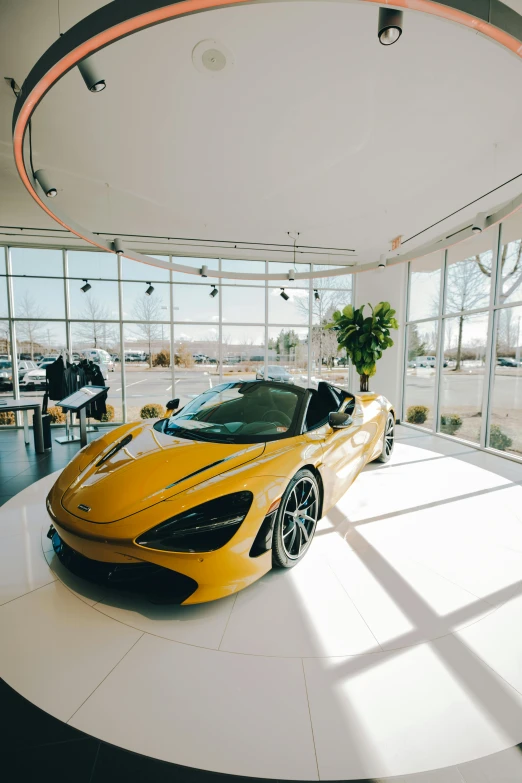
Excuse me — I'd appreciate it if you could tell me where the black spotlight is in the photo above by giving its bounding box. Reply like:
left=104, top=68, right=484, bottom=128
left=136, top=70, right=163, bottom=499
left=210, top=285, right=218, bottom=298
left=78, top=56, right=106, bottom=92
left=145, top=283, right=155, bottom=296
left=314, top=289, right=320, bottom=301
left=378, top=7, right=403, bottom=45
left=81, top=279, right=91, bottom=293
left=280, top=288, right=289, bottom=301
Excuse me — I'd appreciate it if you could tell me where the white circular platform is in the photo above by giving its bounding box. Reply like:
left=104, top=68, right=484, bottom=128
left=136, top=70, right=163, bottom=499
left=1, top=428, right=522, bottom=780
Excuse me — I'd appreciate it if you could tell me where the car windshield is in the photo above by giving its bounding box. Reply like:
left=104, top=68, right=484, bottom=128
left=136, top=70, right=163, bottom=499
left=154, top=381, right=303, bottom=443
left=0, top=361, right=12, bottom=369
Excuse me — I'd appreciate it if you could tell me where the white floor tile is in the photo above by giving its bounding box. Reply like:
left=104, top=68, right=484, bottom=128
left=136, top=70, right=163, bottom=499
left=325, top=545, right=494, bottom=650
left=0, top=580, right=142, bottom=722
left=0, top=521, right=56, bottom=605
left=70, top=633, right=318, bottom=780
left=304, top=634, right=522, bottom=780
left=220, top=551, right=379, bottom=657
left=94, top=589, right=236, bottom=648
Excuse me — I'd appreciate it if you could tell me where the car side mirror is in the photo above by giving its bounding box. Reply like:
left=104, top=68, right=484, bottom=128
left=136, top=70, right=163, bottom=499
left=166, top=398, right=180, bottom=412
left=328, top=411, right=353, bottom=429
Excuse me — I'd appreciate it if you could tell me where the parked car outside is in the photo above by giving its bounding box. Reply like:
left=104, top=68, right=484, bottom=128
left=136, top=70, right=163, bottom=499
left=497, top=357, right=519, bottom=367
left=255, top=365, right=293, bottom=383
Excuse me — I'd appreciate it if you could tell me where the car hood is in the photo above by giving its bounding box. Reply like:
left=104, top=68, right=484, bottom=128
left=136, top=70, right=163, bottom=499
left=26, top=369, right=46, bottom=376
left=61, top=423, right=265, bottom=523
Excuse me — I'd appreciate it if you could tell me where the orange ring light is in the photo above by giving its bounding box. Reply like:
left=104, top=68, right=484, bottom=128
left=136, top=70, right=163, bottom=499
left=11, top=0, right=522, bottom=278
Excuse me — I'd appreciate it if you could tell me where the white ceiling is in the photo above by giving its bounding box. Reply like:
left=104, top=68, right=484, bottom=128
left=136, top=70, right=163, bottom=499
left=1, top=0, right=522, bottom=265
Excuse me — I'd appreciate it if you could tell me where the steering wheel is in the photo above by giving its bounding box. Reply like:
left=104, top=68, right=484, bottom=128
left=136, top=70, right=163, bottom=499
left=261, top=409, right=292, bottom=427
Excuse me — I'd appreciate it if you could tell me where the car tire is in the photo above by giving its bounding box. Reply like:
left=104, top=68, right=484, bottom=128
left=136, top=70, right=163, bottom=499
left=374, top=413, right=395, bottom=463
left=272, top=469, right=320, bottom=569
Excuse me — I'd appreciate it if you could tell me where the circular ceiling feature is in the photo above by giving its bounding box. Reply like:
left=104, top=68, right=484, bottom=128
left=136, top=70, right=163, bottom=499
left=192, top=39, right=233, bottom=73
left=10, top=0, right=522, bottom=278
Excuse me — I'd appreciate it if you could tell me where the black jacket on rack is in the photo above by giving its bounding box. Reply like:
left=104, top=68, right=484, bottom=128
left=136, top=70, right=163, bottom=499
left=45, top=356, right=66, bottom=401
left=78, top=360, right=107, bottom=421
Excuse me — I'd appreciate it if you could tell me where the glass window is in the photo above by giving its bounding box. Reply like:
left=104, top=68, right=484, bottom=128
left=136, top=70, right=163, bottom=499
left=408, top=251, right=443, bottom=322
left=11, top=248, right=63, bottom=277
left=171, top=257, right=218, bottom=283
left=439, top=313, right=489, bottom=444
left=122, top=323, right=171, bottom=422
left=445, top=233, right=492, bottom=314
left=0, top=272, right=7, bottom=318
left=122, top=282, right=169, bottom=321
left=121, top=256, right=170, bottom=282
left=173, top=283, right=218, bottom=323
left=403, top=321, right=439, bottom=430
left=268, top=326, right=308, bottom=387
left=69, top=280, right=120, bottom=321
left=311, top=286, right=351, bottom=326
left=222, top=286, right=265, bottom=323
left=173, top=324, right=221, bottom=406
left=499, top=211, right=522, bottom=305
left=12, top=275, right=65, bottom=319
left=67, top=251, right=117, bottom=281
left=221, top=325, right=265, bottom=381
left=17, top=321, right=67, bottom=400
left=269, top=287, right=309, bottom=324
left=313, top=266, right=353, bottom=291
left=489, top=306, right=522, bottom=456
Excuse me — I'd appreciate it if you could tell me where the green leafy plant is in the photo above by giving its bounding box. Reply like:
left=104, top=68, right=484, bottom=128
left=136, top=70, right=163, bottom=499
left=47, top=406, right=66, bottom=424
left=100, top=404, right=115, bottom=423
left=440, top=413, right=462, bottom=435
left=406, top=405, right=429, bottom=425
left=0, top=410, right=15, bottom=426
left=328, top=302, right=399, bottom=391
left=140, top=403, right=166, bottom=419
left=489, top=425, right=513, bottom=451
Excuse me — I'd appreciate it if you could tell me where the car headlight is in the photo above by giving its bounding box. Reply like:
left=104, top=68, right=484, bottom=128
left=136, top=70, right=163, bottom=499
left=136, top=491, right=253, bottom=553
left=0, top=372, right=8, bottom=378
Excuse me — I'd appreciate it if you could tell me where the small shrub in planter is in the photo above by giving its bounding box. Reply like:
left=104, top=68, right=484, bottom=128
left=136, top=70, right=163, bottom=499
left=100, top=404, right=115, bottom=423
left=406, top=405, right=429, bottom=425
left=140, top=403, right=166, bottom=419
left=47, top=406, right=67, bottom=424
left=489, top=425, right=513, bottom=452
left=0, top=410, right=15, bottom=426
left=440, top=413, right=463, bottom=435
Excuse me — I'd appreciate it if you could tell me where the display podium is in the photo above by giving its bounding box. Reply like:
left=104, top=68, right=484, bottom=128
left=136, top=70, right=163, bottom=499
left=57, top=386, right=109, bottom=447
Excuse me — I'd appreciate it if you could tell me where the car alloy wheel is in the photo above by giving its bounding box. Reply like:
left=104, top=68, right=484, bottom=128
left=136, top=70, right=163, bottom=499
left=272, top=469, right=320, bottom=568
left=375, top=413, right=395, bottom=463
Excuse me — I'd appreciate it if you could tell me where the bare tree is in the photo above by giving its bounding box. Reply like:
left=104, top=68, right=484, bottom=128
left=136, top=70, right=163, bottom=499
left=475, top=241, right=522, bottom=304
left=294, top=284, right=348, bottom=371
left=75, top=296, right=116, bottom=349
left=16, top=292, right=47, bottom=359
left=132, top=295, right=164, bottom=368
left=0, top=321, right=11, bottom=355
left=446, top=260, right=489, bottom=370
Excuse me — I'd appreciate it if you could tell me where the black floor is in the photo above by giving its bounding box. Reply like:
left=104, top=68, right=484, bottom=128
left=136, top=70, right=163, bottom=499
left=0, top=428, right=297, bottom=783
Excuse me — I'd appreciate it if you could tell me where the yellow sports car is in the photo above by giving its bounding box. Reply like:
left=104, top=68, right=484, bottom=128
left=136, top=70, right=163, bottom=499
left=46, top=380, right=394, bottom=604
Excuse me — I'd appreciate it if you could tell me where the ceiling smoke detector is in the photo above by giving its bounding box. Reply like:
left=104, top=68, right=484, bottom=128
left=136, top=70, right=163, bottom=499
left=192, top=40, right=233, bottom=74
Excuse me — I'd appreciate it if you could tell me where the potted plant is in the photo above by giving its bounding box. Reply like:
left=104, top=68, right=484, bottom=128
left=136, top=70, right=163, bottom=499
left=328, top=302, right=398, bottom=392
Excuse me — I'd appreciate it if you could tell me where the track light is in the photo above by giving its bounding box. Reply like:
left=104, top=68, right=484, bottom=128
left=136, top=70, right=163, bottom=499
left=210, top=285, right=218, bottom=298
left=472, top=212, right=488, bottom=234
left=78, top=55, right=106, bottom=92
left=378, top=254, right=387, bottom=271
left=378, top=7, right=403, bottom=45
left=288, top=270, right=295, bottom=281
left=34, top=169, right=57, bottom=198
left=280, top=288, right=289, bottom=301
left=314, top=289, right=320, bottom=301
left=145, top=283, right=154, bottom=296
left=81, top=279, right=91, bottom=293
left=113, top=238, right=124, bottom=255
left=200, top=265, right=208, bottom=278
